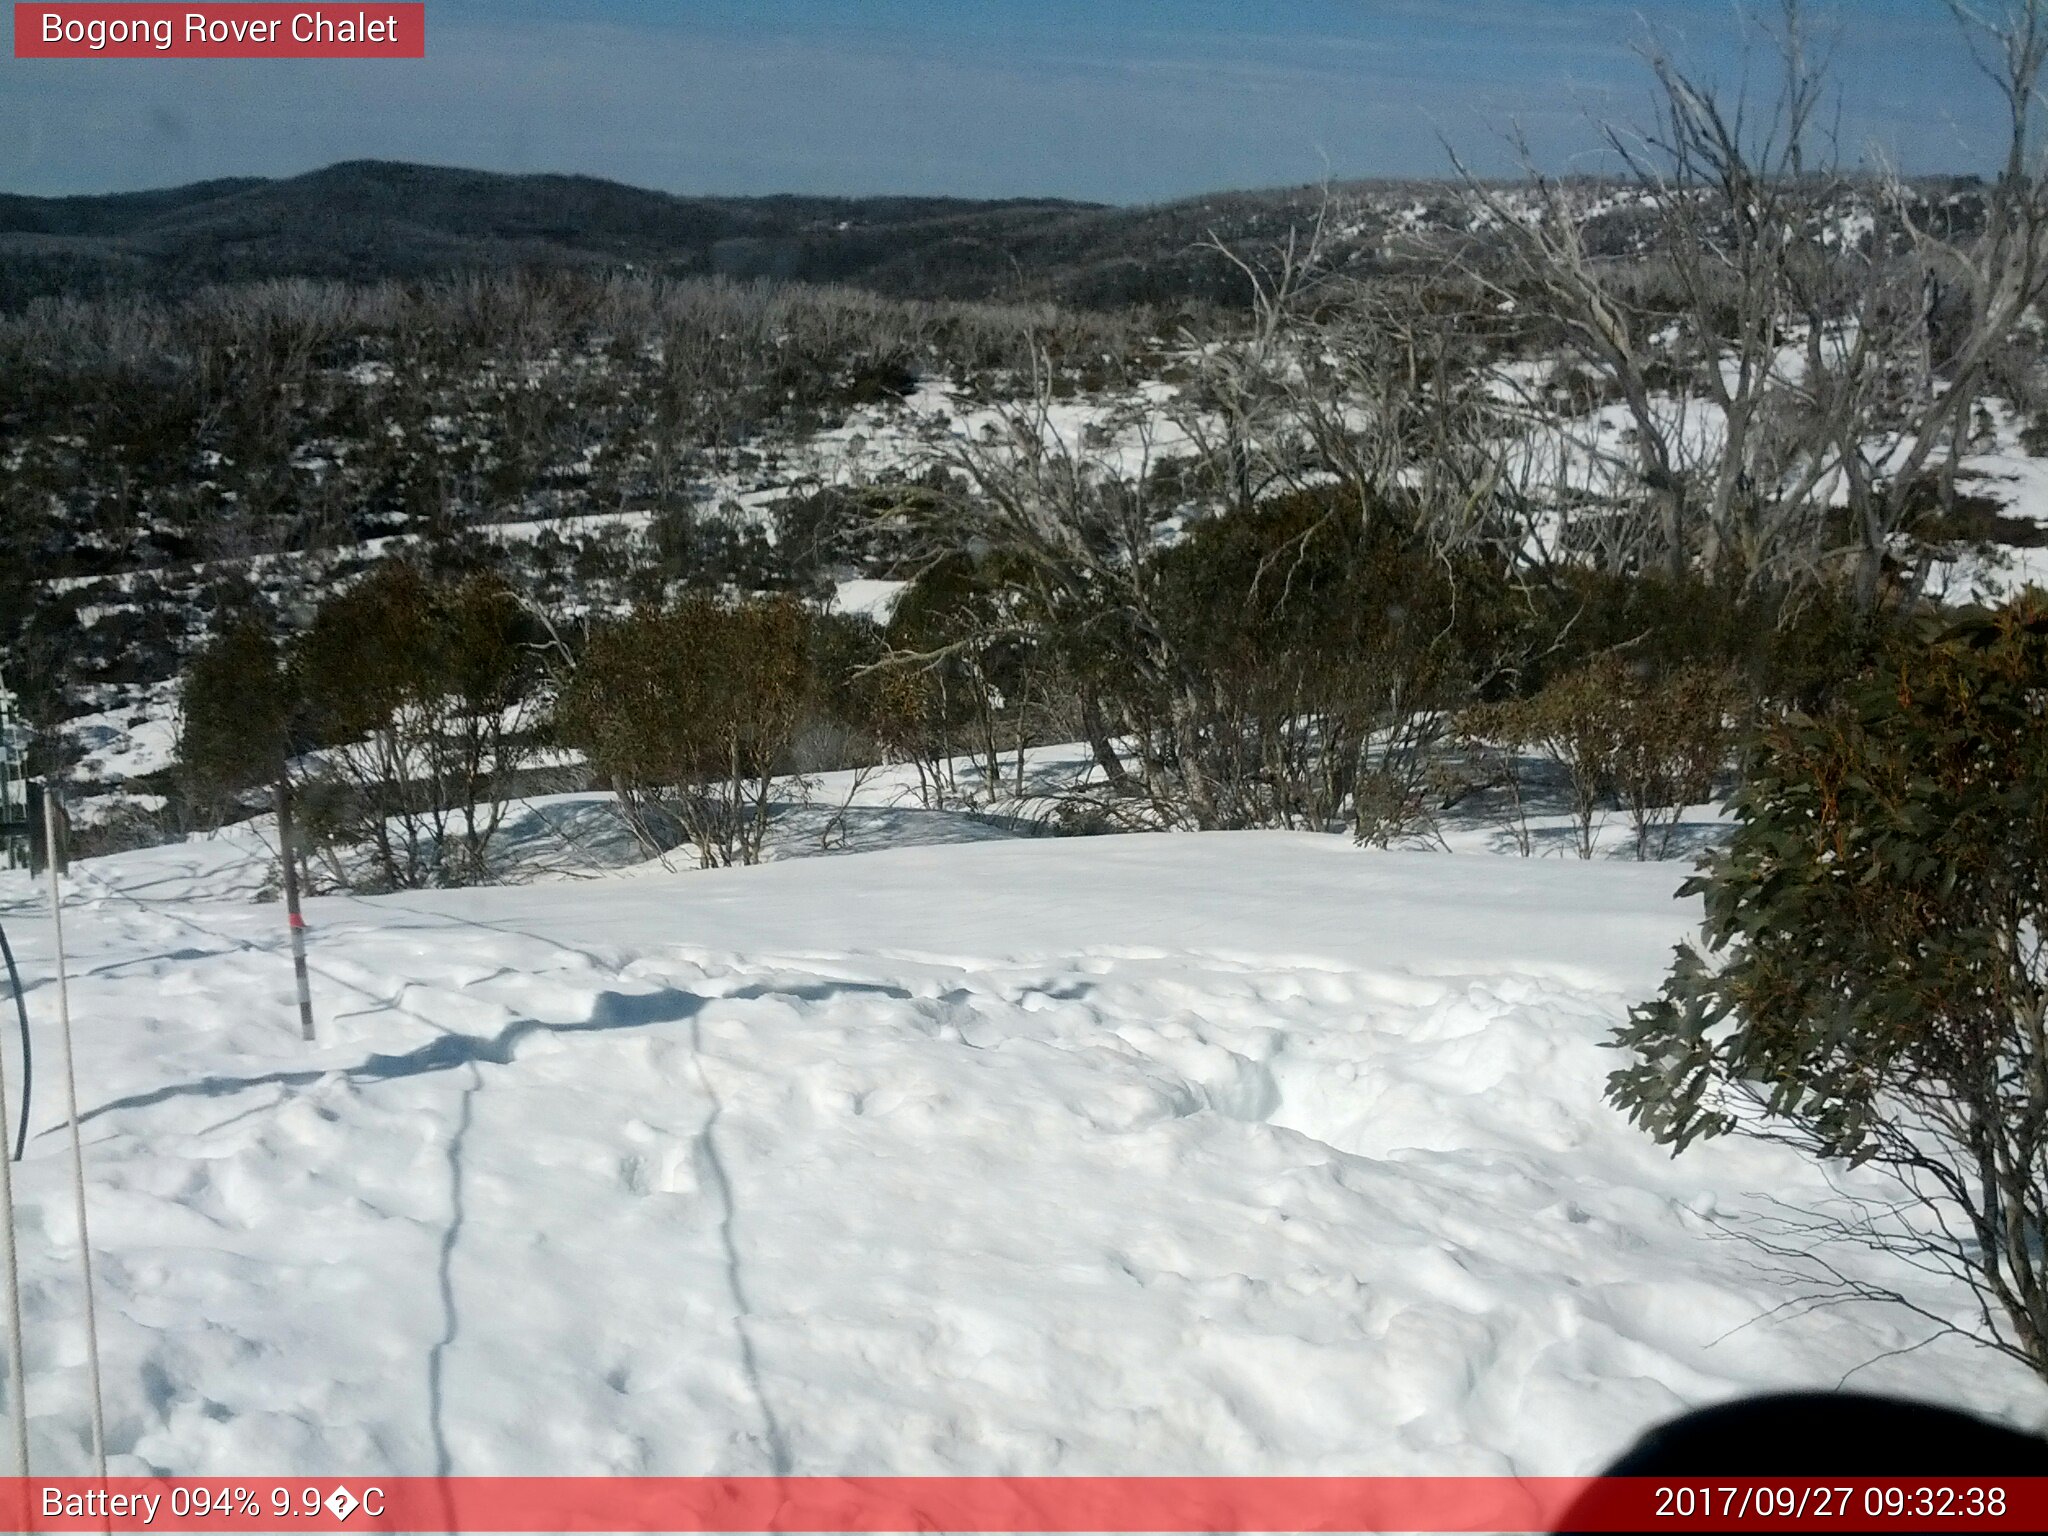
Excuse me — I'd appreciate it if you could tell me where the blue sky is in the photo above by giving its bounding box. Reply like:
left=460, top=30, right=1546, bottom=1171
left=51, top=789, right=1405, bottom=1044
left=0, top=1, right=2005, bottom=202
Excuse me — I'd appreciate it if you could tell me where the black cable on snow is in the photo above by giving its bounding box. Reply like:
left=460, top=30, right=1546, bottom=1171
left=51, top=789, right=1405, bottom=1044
left=0, top=922, right=28, bottom=1163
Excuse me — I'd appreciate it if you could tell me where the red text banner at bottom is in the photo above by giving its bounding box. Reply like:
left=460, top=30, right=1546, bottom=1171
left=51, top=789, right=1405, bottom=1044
left=4, top=1476, right=2046, bottom=1532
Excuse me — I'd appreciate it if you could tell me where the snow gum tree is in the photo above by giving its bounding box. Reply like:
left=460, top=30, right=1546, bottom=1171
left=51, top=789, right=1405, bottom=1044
left=1609, top=593, right=2048, bottom=1377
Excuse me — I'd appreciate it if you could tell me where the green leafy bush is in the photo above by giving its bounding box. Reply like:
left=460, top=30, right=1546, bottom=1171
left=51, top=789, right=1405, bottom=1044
left=1123, top=490, right=1515, bottom=838
left=178, top=561, right=542, bottom=888
left=1461, top=655, right=1738, bottom=859
left=558, top=594, right=815, bottom=867
left=1609, top=593, right=2048, bottom=1376
left=176, top=614, right=290, bottom=817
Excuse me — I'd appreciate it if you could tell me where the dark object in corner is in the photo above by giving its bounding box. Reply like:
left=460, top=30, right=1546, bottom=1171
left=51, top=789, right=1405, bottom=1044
left=1557, top=1393, right=2048, bottom=1533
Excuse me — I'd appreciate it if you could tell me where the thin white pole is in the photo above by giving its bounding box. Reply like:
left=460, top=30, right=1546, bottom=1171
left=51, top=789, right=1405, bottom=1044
left=44, top=787, right=107, bottom=1480
left=0, top=936, right=28, bottom=1479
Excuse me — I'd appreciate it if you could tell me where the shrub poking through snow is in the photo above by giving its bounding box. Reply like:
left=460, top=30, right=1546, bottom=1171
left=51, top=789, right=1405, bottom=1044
left=1459, top=655, right=1738, bottom=860
left=558, top=594, right=815, bottom=868
left=291, top=563, right=542, bottom=889
left=1609, top=592, right=2048, bottom=1379
left=177, top=562, right=544, bottom=890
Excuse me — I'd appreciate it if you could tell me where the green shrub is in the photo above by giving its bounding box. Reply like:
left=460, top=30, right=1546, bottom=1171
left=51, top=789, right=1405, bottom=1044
left=225, top=560, right=546, bottom=889
left=1609, top=593, right=2048, bottom=1377
left=558, top=594, right=815, bottom=867
left=1528, top=568, right=1877, bottom=714
left=1462, top=655, right=1738, bottom=859
left=1130, top=490, right=1516, bottom=838
left=176, top=614, right=290, bottom=817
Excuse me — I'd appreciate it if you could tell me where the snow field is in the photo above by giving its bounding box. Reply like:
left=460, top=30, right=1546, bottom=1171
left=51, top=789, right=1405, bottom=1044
left=0, top=833, right=2041, bottom=1481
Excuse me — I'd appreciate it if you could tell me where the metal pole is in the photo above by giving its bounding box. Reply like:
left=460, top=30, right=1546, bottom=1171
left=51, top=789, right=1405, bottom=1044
left=275, top=780, right=316, bottom=1043
left=44, top=786, right=107, bottom=1480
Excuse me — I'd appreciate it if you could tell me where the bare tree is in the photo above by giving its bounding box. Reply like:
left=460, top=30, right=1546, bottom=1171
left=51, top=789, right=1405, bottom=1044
left=1455, top=0, right=2048, bottom=608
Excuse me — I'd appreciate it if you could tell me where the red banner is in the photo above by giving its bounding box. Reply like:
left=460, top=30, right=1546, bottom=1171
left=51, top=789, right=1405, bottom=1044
left=1, top=1477, right=2044, bottom=1532
left=13, top=4, right=424, bottom=58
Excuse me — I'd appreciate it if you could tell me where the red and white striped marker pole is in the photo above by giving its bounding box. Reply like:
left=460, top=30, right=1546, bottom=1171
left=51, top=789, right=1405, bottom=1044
left=273, top=780, right=316, bottom=1043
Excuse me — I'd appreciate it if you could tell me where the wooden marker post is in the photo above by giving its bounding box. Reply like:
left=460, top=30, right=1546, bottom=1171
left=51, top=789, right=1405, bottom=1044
left=275, top=780, right=316, bottom=1043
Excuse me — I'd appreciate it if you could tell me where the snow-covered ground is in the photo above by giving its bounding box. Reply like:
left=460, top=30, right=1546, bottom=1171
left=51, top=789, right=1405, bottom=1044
left=0, top=830, right=2041, bottom=1480
left=63, top=680, right=180, bottom=787
left=1927, top=402, right=2048, bottom=599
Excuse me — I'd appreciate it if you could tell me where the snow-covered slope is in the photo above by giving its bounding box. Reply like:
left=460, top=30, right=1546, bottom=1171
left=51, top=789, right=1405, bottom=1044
left=0, top=833, right=2040, bottom=1479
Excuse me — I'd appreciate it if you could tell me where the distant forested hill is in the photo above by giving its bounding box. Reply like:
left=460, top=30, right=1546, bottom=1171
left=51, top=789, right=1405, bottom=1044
left=0, top=159, right=1365, bottom=310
